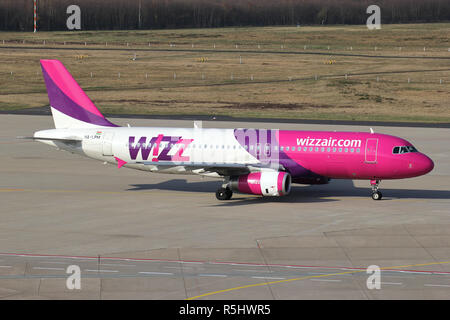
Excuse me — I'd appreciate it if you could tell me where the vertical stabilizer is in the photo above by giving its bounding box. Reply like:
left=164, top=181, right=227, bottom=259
left=40, top=59, right=118, bottom=128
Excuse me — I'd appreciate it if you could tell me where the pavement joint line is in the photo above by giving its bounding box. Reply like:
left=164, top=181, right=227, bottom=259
left=2, top=252, right=450, bottom=275
left=185, top=260, right=450, bottom=300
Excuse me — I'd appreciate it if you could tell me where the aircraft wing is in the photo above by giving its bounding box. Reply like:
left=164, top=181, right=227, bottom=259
left=135, top=160, right=281, bottom=177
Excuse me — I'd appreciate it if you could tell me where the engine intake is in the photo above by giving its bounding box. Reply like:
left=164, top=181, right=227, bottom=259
left=230, top=171, right=291, bottom=196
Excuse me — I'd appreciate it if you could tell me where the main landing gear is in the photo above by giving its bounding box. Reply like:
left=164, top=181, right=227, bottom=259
left=216, top=178, right=233, bottom=200
left=216, top=187, right=233, bottom=200
left=370, top=179, right=382, bottom=200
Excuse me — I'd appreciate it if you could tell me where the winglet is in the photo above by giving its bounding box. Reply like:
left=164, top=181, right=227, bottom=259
left=114, top=156, right=127, bottom=169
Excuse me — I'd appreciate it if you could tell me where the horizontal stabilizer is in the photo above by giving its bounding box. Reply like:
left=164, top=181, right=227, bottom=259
left=17, top=136, right=82, bottom=143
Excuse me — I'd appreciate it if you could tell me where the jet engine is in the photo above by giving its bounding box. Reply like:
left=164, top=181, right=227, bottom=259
left=230, top=171, right=291, bottom=196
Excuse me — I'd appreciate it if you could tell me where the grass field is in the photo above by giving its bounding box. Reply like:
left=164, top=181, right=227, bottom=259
left=0, top=23, right=449, bottom=123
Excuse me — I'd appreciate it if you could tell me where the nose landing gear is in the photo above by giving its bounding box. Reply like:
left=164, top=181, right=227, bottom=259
left=370, top=179, right=382, bottom=200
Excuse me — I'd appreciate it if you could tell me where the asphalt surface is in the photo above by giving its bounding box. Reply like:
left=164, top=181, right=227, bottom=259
left=0, top=114, right=449, bottom=299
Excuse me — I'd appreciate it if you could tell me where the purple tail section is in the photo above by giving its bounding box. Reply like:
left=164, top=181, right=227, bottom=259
left=40, top=59, right=118, bottom=127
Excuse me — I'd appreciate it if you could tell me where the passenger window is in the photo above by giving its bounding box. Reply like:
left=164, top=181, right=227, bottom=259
left=350, top=148, right=354, bottom=153
left=303, top=147, right=307, bottom=151
left=356, top=148, right=360, bottom=153
left=344, top=148, right=348, bottom=153
left=265, top=144, right=271, bottom=155
left=286, top=146, right=290, bottom=151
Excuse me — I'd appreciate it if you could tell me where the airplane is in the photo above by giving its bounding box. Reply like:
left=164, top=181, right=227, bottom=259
left=29, top=59, right=434, bottom=201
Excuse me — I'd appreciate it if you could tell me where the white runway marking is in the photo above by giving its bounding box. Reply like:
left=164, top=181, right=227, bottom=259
left=380, top=282, right=403, bottom=285
left=32, top=267, right=64, bottom=271
left=424, top=284, right=450, bottom=288
left=139, top=271, right=174, bottom=275
left=0, top=266, right=13, bottom=268
left=309, top=272, right=352, bottom=276
left=252, top=276, right=285, bottom=280
left=38, top=261, right=69, bottom=265
left=198, top=274, right=228, bottom=278
left=85, top=269, right=119, bottom=273
left=100, top=263, right=136, bottom=267
left=233, top=269, right=269, bottom=273
left=310, top=279, right=342, bottom=282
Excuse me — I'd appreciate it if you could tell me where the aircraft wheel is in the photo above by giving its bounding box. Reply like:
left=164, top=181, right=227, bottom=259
left=216, top=188, right=233, bottom=200
left=371, top=191, right=382, bottom=200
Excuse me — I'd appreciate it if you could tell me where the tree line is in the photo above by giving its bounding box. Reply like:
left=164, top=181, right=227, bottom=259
left=1, top=0, right=449, bottom=31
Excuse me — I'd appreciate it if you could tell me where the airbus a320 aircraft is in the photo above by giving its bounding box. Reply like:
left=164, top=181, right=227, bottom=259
left=29, top=60, right=434, bottom=201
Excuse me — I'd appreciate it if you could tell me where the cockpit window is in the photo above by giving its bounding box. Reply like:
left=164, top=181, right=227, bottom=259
left=393, top=146, right=418, bottom=154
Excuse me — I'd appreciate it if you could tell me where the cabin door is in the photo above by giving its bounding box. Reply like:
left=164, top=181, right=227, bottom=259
left=102, top=132, right=115, bottom=156
left=365, top=138, right=378, bottom=163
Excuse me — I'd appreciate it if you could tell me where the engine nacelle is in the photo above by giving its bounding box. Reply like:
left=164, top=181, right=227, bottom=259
left=230, top=171, right=291, bottom=196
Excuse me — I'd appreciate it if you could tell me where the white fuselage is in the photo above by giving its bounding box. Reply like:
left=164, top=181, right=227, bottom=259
left=34, top=126, right=260, bottom=177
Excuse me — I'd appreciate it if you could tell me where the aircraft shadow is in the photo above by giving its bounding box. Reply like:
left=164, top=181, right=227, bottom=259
left=128, top=179, right=450, bottom=202
left=128, top=179, right=219, bottom=193
left=299, top=179, right=450, bottom=200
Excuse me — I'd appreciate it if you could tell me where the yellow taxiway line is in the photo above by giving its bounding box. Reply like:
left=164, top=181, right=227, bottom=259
left=186, top=260, right=450, bottom=300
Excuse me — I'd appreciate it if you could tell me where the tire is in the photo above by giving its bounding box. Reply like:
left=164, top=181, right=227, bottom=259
left=371, top=191, right=382, bottom=200
left=216, top=188, right=232, bottom=200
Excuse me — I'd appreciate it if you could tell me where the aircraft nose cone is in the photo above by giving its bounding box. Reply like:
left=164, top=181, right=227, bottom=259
left=415, top=154, right=434, bottom=175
